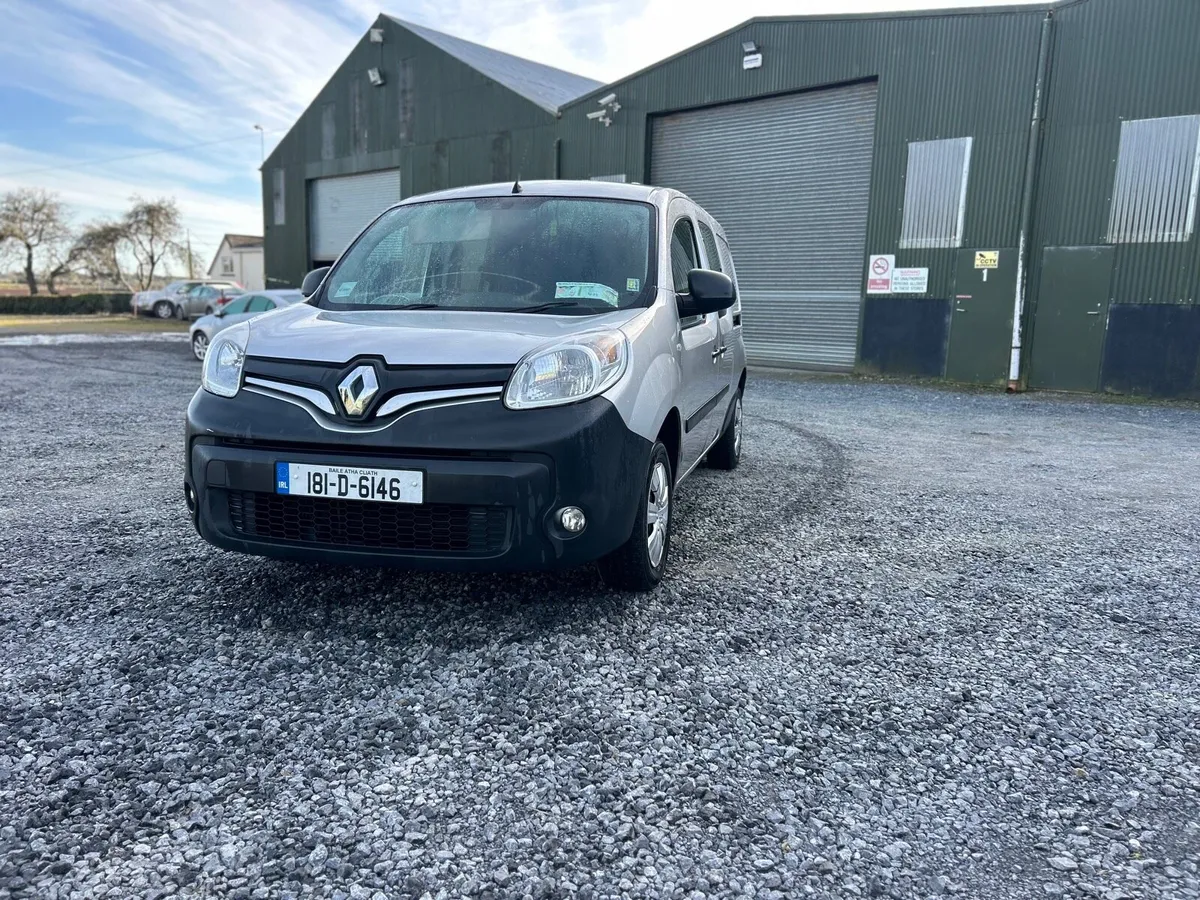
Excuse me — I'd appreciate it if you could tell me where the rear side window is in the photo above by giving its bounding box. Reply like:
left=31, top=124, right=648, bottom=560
left=716, top=235, right=736, bottom=282
left=670, top=219, right=698, bottom=292
left=697, top=222, right=723, bottom=272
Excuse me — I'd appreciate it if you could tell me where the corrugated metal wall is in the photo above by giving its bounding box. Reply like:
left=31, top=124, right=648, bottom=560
left=262, top=16, right=558, bottom=287
left=557, top=8, right=1046, bottom=306
left=1029, top=0, right=1200, bottom=309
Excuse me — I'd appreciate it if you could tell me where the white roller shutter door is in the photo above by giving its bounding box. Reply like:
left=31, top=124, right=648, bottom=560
left=309, top=170, right=402, bottom=262
left=651, top=83, right=878, bottom=369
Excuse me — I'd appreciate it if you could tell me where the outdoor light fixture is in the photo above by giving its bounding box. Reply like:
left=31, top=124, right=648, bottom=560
left=742, top=40, right=763, bottom=70
left=369, top=27, right=384, bottom=42
left=367, top=67, right=385, bottom=87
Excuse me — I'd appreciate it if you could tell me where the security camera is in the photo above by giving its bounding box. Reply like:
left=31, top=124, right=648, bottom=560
left=586, top=109, right=606, bottom=120
left=598, top=93, right=617, bottom=106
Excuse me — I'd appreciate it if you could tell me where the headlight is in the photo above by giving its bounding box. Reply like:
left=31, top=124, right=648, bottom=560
left=201, top=323, right=249, bottom=398
left=504, top=330, right=629, bottom=409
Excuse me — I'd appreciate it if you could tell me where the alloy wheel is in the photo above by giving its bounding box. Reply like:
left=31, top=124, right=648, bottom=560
left=645, top=460, right=670, bottom=568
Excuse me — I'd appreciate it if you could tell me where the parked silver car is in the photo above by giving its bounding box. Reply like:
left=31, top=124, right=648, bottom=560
left=133, top=279, right=235, bottom=319
left=189, top=290, right=305, bottom=361
left=185, top=181, right=746, bottom=591
left=177, top=282, right=245, bottom=320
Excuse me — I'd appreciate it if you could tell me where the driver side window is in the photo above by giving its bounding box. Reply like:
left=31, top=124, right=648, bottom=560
left=669, top=218, right=698, bottom=294
left=221, top=297, right=251, bottom=316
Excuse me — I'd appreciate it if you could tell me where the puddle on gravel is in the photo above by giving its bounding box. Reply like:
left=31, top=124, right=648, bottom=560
left=0, top=332, right=189, bottom=346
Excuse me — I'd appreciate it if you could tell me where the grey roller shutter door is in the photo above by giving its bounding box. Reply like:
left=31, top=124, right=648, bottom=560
left=309, top=169, right=401, bottom=262
left=651, top=83, right=878, bottom=369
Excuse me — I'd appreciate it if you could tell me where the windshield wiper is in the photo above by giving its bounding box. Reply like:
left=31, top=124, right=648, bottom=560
left=504, top=301, right=595, bottom=314
left=387, top=303, right=441, bottom=310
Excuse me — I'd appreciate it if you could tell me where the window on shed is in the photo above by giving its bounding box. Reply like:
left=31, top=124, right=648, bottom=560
left=351, top=76, right=367, bottom=156
left=899, top=137, right=973, bottom=249
left=272, top=169, right=285, bottom=226
left=320, top=102, right=336, bottom=161
left=589, top=174, right=627, bottom=183
left=1107, top=115, right=1200, bottom=244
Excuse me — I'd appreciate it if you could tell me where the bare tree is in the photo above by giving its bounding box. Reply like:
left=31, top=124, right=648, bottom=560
left=75, top=223, right=135, bottom=290
left=0, top=188, right=69, bottom=294
left=43, top=222, right=133, bottom=293
left=123, top=197, right=183, bottom=290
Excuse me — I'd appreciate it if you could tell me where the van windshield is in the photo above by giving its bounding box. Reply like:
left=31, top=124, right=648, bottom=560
left=320, top=196, right=656, bottom=314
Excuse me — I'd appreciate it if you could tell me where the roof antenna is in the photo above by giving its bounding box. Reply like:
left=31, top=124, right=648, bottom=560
left=512, top=174, right=522, bottom=194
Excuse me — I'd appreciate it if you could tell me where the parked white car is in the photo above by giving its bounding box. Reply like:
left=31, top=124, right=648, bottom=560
left=188, top=290, right=304, bottom=361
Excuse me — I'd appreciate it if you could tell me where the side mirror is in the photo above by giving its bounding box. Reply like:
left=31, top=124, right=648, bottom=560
left=678, top=269, right=736, bottom=318
left=300, top=266, right=331, bottom=298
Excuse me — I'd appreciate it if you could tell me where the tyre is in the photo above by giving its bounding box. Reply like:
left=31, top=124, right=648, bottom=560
left=204, top=306, right=214, bottom=316
left=191, top=331, right=209, bottom=362
left=153, top=299, right=174, bottom=319
left=597, top=441, right=672, bottom=592
left=176, top=303, right=188, bottom=320
left=707, top=389, right=743, bottom=471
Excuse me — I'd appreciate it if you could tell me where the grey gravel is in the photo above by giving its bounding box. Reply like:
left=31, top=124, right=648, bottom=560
left=1, top=341, right=1199, bottom=900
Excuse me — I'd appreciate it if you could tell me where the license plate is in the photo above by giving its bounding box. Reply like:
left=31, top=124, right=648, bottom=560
left=275, top=462, right=423, bottom=504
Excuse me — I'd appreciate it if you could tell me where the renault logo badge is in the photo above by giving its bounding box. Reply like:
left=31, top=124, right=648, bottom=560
left=338, top=365, right=379, bottom=417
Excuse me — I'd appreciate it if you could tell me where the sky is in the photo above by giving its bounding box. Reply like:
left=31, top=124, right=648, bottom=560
left=0, top=0, right=1045, bottom=272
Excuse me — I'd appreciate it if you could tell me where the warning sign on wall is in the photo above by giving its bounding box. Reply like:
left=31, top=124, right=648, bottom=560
left=867, top=254, right=894, bottom=294
left=975, top=251, right=1000, bottom=269
left=891, top=267, right=929, bottom=294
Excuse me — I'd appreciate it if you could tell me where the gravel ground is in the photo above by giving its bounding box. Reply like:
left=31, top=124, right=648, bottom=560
left=1, top=340, right=1198, bottom=900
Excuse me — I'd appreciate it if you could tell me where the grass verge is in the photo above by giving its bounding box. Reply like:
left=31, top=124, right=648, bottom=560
left=0, top=314, right=187, bottom=335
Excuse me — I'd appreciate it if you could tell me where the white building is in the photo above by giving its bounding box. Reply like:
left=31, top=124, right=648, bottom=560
left=207, top=234, right=264, bottom=290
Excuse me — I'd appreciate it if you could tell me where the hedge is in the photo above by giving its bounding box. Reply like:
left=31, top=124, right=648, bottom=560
left=0, top=292, right=136, bottom=315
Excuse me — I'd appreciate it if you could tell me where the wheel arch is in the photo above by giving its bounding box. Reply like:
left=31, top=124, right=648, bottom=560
left=656, top=407, right=682, bottom=484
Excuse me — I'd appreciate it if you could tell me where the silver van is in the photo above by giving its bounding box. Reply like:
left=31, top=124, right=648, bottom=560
left=185, top=181, right=745, bottom=591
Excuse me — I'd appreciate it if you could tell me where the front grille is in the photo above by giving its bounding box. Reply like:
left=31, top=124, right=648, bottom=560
left=226, top=491, right=509, bottom=555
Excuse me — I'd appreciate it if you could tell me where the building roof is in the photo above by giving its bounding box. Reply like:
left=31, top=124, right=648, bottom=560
left=387, top=17, right=603, bottom=113
left=223, top=234, right=263, bottom=250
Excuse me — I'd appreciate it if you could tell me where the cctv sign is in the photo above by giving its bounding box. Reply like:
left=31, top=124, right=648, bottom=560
left=867, top=254, right=894, bottom=294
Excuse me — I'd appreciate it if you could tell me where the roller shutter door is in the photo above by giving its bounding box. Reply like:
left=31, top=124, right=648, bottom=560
left=308, top=170, right=401, bottom=263
left=651, top=83, right=878, bottom=369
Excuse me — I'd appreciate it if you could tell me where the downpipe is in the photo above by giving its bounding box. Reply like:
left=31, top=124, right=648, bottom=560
left=1007, top=10, right=1054, bottom=393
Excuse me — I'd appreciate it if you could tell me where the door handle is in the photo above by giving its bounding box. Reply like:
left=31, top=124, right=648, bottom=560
left=711, top=346, right=726, bottom=360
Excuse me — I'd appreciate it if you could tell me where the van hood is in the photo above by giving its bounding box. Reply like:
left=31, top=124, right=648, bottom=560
left=244, top=302, right=645, bottom=366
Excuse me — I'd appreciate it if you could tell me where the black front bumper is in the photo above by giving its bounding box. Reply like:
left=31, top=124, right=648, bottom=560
left=185, top=387, right=652, bottom=571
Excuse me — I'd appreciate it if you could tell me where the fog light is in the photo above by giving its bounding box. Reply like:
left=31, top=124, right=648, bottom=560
left=558, top=506, right=587, bottom=533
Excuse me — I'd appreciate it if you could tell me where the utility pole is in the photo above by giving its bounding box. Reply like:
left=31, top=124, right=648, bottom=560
left=254, top=124, right=265, bottom=164
left=186, top=230, right=195, bottom=278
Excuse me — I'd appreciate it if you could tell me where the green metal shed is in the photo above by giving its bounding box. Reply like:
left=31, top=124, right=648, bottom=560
left=264, top=0, right=1200, bottom=398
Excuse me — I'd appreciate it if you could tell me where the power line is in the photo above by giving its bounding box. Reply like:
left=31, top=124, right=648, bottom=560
left=0, top=129, right=279, bottom=179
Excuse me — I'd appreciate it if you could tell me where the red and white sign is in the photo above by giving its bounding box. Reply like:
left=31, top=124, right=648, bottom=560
left=867, top=254, right=894, bottom=294
left=891, top=267, right=929, bottom=294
